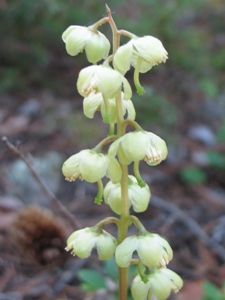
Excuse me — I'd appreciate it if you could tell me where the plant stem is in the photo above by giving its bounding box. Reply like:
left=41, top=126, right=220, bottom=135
left=118, top=163, right=129, bottom=300
left=116, top=93, right=129, bottom=300
left=116, top=92, right=124, bottom=137
left=94, top=180, right=104, bottom=205
left=108, top=123, right=115, bottom=136
left=106, top=4, right=120, bottom=54
left=93, top=135, right=117, bottom=151
left=95, top=216, right=120, bottom=228
left=130, top=215, right=146, bottom=233
left=118, top=29, right=136, bottom=39
left=102, top=95, right=111, bottom=123
left=134, top=57, right=145, bottom=95
left=106, top=6, right=130, bottom=299
left=133, top=161, right=146, bottom=187
left=122, top=119, right=143, bottom=132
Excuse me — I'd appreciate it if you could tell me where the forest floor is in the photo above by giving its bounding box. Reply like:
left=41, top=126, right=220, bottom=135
left=0, top=64, right=225, bottom=300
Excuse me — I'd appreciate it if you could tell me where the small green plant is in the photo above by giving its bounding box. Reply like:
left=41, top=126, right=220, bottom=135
left=207, top=151, right=225, bottom=170
left=77, top=258, right=137, bottom=300
left=217, top=118, right=225, bottom=143
left=180, top=117, right=225, bottom=186
left=201, top=280, right=225, bottom=300
left=180, top=166, right=207, bottom=185
left=61, top=5, right=182, bottom=300
left=206, top=119, right=225, bottom=170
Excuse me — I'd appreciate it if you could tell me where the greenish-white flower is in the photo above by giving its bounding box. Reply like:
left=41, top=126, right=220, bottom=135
left=115, top=233, right=173, bottom=268
left=113, top=35, right=168, bottom=75
left=83, top=92, right=135, bottom=123
left=66, top=227, right=117, bottom=260
left=62, top=149, right=122, bottom=183
left=62, top=25, right=110, bottom=63
left=109, top=131, right=168, bottom=166
left=131, top=269, right=183, bottom=300
left=77, top=65, right=132, bottom=99
left=104, top=175, right=150, bottom=214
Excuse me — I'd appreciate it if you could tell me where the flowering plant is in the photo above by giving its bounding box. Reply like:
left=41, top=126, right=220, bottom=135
left=62, top=5, right=182, bottom=300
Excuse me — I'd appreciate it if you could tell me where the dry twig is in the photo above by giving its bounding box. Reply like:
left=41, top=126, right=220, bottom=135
left=151, top=195, right=225, bottom=262
left=1, top=136, right=81, bottom=229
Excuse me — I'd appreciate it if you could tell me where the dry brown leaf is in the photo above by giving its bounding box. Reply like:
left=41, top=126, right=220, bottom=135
left=178, top=280, right=204, bottom=300
left=0, top=115, right=30, bottom=135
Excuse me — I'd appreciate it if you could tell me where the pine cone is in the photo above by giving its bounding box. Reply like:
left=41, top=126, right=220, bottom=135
left=11, top=205, right=68, bottom=265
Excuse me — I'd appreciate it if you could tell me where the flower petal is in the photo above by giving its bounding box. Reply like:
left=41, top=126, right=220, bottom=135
left=62, top=25, right=77, bottom=42
left=131, top=52, right=153, bottom=73
left=85, top=31, right=110, bottom=63
left=104, top=181, right=127, bottom=215
left=62, top=150, right=88, bottom=181
left=113, top=42, right=133, bottom=75
left=108, top=137, right=123, bottom=157
left=149, top=272, right=172, bottom=300
left=83, top=92, right=103, bottom=118
left=79, top=151, right=108, bottom=182
left=77, top=65, right=99, bottom=97
left=121, top=76, right=132, bottom=100
left=63, top=26, right=88, bottom=56
left=101, top=98, right=117, bottom=123
left=123, top=99, right=136, bottom=120
left=72, top=230, right=98, bottom=258
left=95, top=66, right=122, bottom=98
left=129, top=181, right=150, bottom=212
left=133, top=36, right=168, bottom=65
left=106, top=156, right=122, bottom=183
left=160, top=269, right=183, bottom=293
left=121, top=131, right=149, bottom=162
left=66, top=229, right=83, bottom=250
left=96, top=230, right=117, bottom=260
left=131, top=275, right=151, bottom=300
left=145, top=132, right=168, bottom=166
left=137, top=235, right=162, bottom=267
left=118, top=144, right=132, bottom=165
left=156, top=234, right=173, bottom=265
left=115, top=236, right=138, bottom=267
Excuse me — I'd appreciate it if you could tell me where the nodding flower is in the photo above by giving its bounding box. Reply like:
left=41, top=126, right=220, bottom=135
left=66, top=227, right=117, bottom=260
left=109, top=130, right=168, bottom=166
left=83, top=92, right=135, bottom=124
left=62, top=149, right=122, bottom=184
left=113, top=35, right=168, bottom=75
left=62, top=25, right=110, bottom=63
left=131, top=268, right=183, bottom=300
left=104, top=175, right=151, bottom=214
left=115, top=232, right=173, bottom=268
left=77, top=65, right=132, bottom=100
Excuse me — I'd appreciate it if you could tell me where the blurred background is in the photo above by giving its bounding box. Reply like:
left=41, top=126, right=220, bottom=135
left=0, top=0, right=225, bottom=299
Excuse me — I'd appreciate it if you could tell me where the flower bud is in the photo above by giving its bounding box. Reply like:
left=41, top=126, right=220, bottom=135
left=131, top=269, right=183, bottom=300
left=77, top=65, right=132, bottom=99
left=66, top=227, right=117, bottom=260
left=115, top=232, right=173, bottom=268
left=62, top=25, right=110, bottom=63
left=113, top=35, right=168, bottom=75
left=62, top=149, right=122, bottom=183
left=83, top=92, right=135, bottom=123
left=109, top=131, right=168, bottom=166
left=104, top=175, right=150, bottom=214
